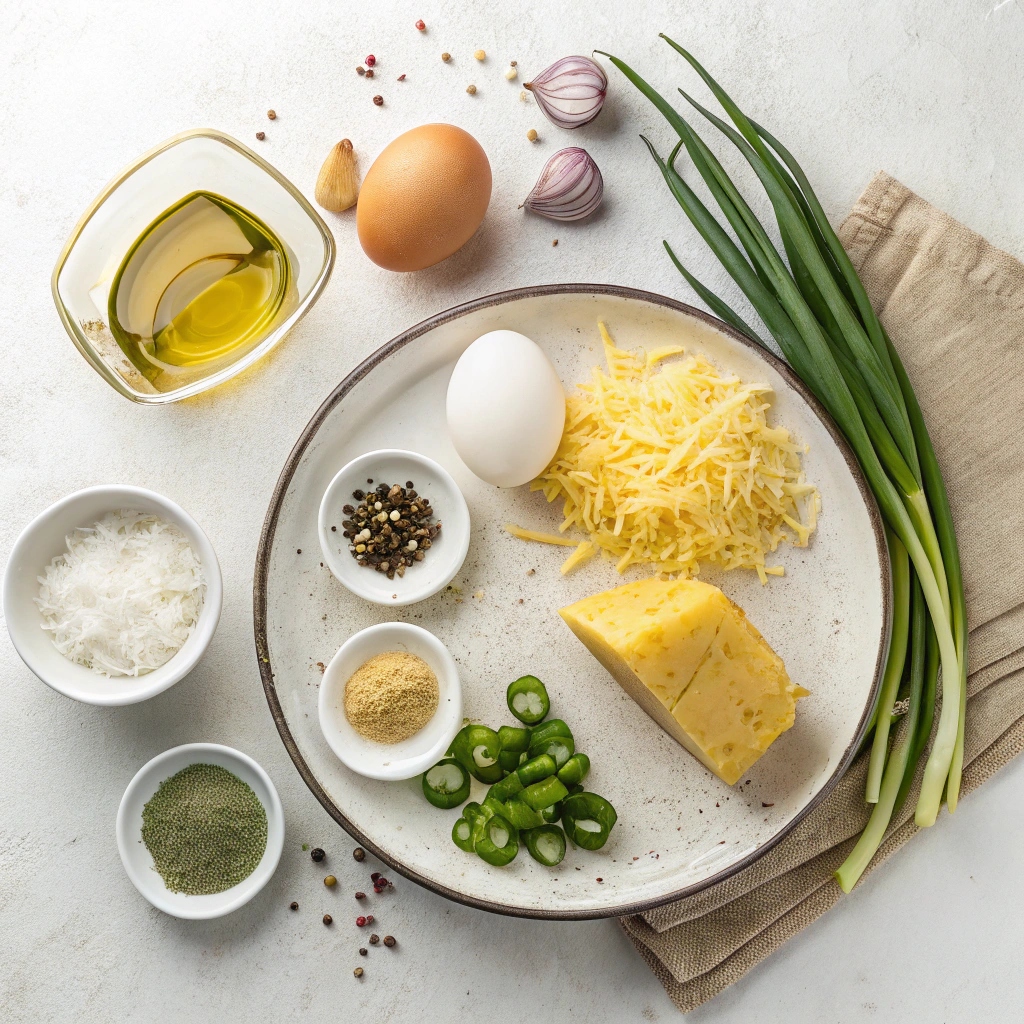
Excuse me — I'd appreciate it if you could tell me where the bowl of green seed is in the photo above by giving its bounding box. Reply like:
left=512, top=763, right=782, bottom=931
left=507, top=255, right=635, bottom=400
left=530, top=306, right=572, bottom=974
left=116, top=743, right=284, bottom=919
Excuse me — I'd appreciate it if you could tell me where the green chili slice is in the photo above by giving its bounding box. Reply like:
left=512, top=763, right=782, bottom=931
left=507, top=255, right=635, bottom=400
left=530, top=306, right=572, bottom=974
left=562, top=792, right=617, bottom=851
left=540, top=802, right=562, bottom=824
left=527, top=719, right=572, bottom=745
left=475, top=814, right=519, bottom=866
left=523, top=825, right=566, bottom=867
left=498, top=749, right=523, bottom=773
left=522, top=775, right=569, bottom=812
left=488, top=772, right=524, bottom=803
left=517, top=753, right=557, bottom=787
left=506, top=676, right=550, bottom=725
left=497, top=725, right=532, bottom=752
left=557, top=753, right=591, bottom=787
left=529, top=736, right=575, bottom=770
left=421, top=758, right=471, bottom=809
left=452, top=816, right=475, bottom=853
left=504, top=796, right=544, bottom=830
left=450, top=724, right=504, bottom=783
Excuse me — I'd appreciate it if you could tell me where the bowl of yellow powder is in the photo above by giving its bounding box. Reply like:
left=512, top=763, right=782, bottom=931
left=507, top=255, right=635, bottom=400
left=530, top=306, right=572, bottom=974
left=318, top=622, right=462, bottom=780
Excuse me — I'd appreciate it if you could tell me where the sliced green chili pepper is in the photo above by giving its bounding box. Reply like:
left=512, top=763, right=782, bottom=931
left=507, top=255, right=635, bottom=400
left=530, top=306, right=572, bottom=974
left=504, top=796, right=544, bottom=830
left=482, top=795, right=508, bottom=819
left=567, top=783, right=584, bottom=796
left=469, top=800, right=496, bottom=847
left=421, top=758, right=472, bottom=809
left=488, top=772, right=524, bottom=803
left=561, top=792, right=617, bottom=851
left=517, top=753, right=557, bottom=787
left=523, top=825, right=566, bottom=867
left=527, top=718, right=572, bottom=746
left=523, top=775, right=569, bottom=811
left=462, top=801, right=485, bottom=824
left=529, top=735, right=575, bottom=769
left=498, top=749, right=523, bottom=773
left=450, top=724, right=504, bottom=783
left=557, top=753, right=591, bottom=787
left=452, top=816, right=475, bottom=853
left=540, top=802, right=562, bottom=824
left=506, top=675, right=550, bottom=725
left=475, top=814, right=519, bottom=866
left=497, top=724, right=532, bottom=752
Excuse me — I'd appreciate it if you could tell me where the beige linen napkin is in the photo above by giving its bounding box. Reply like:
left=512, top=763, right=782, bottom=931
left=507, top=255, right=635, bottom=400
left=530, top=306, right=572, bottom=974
left=621, top=171, right=1024, bottom=1013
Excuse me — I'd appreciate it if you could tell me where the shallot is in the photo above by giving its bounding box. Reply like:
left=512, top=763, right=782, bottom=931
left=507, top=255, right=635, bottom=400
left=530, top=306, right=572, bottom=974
left=524, top=56, right=607, bottom=130
left=522, top=147, right=603, bottom=222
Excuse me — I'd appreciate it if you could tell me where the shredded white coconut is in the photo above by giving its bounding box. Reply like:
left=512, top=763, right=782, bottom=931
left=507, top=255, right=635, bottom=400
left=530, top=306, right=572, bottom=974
left=35, top=509, right=205, bottom=677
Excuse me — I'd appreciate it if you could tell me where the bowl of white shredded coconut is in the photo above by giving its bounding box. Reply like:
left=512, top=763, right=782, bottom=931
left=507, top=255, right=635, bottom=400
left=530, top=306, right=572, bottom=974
left=3, top=485, right=222, bottom=704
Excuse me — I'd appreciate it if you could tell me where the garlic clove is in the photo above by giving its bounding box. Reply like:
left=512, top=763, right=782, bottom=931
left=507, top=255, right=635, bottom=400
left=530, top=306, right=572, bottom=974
left=523, top=56, right=607, bottom=130
left=522, top=147, right=603, bottom=222
left=315, top=139, right=360, bottom=212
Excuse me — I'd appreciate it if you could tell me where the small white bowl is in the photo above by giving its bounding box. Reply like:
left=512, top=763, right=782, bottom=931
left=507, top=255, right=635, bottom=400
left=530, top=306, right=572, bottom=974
left=2, top=485, right=223, bottom=706
left=318, top=622, right=462, bottom=781
left=116, top=743, right=284, bottom=919
left=318, top=449, right=470, bottom=607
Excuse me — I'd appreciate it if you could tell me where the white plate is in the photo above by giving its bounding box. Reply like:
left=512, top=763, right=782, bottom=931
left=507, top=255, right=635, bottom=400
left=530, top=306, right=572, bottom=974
left=318, top=622, right=463, bottom=781
left=254, top=285, right=889, bottom=919
left=116, top=743, right=284, bottom=919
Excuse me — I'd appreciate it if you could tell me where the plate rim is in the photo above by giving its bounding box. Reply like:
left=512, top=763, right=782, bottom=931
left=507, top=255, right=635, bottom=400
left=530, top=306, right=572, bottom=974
left=253, top=282, right=891, bottom=920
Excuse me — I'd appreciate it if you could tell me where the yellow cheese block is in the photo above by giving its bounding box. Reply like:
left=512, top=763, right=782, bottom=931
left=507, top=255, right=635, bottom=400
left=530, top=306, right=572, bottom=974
left=559, top=578, right=808, bottom=785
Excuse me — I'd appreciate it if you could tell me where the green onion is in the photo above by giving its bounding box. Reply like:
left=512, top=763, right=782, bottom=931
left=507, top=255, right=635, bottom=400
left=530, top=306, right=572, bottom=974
left=599, top=36, right=966, bottom=887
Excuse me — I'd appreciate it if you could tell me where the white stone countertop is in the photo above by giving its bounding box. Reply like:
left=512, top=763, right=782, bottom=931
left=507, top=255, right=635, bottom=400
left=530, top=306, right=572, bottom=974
left=2, top=1, right=1023, bottom=1020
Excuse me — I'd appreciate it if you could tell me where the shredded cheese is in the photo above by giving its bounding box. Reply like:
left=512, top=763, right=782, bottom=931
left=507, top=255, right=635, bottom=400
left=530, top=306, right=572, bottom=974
left=503, top=524, right=579, bottom=547
left=560, top=541, right=596, bottom=575
left=35, top=510, right=205, bottom=677
left=523, top=323, right=818, bottom=583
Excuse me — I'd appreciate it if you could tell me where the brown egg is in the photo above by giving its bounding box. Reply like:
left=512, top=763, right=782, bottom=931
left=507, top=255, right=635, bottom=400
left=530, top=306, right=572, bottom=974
left=356, top=124, right=492, bottom=272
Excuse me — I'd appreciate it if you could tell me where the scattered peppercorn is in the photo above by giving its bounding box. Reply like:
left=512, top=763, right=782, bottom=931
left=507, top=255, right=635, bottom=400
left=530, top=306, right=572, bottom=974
left=474, top=49, right=486, bottom=60
left=369, top=933, right=380, bottom=945
left=324, top=875, right=337, bottom=887
left=415, top=19, right=426, bottom=30
left=365, top=68, right=375, bottom=78
left=255, top=132, right=266, bottom=141
left=356, top=916, right=367, bottom=927
left=353, top=847, right=365, bottom=861
left=289, top=901, right=298, bottom=910
left=365, top=914, right=375, bottom=924
left=267, top=109, right=276, bottom=120
left=311, top=847, right=326, bottom=863
left=365, top=54, right=376, bottom=66
left=331, top=525, right=337, bottom=531
left=552, top=239, right=559, bottom=247
left=370, top=872, right=381, bottom=882
left=466, top=84, right=477, bottom=95
left=353, top=967, right=364, bottom=978
left=596, top=877, right=604, bottom=882
left=323, top=914, right=333, bottom=925
left=441, top=52, right=451, bottom=62
left=383, top=935, right=396, bottom=947
left=296, top=548, right=302, bottom=554
left=357, top=66, right=365, bottom=75
left=510, top=60, right=518, bottom=67
left=355, top=891, right=366, bottom=900
left=527, top=128, right=538, bottom=142
left=398, top=73, right=406, bottom=81
left=359, top=947, right=368, bottom=956
left=343, top=482, right=440, bottom=579
left=373, top=95, right=384, bottom=106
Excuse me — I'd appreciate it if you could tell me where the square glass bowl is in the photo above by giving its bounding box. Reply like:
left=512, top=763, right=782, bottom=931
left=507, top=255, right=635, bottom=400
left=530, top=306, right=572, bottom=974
left=52, top=129, right=335, bottom=404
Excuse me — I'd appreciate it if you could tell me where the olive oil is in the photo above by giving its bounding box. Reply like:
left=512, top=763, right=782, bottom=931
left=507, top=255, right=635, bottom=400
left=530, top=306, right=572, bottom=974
left=108, top=192, right=291, bottom=388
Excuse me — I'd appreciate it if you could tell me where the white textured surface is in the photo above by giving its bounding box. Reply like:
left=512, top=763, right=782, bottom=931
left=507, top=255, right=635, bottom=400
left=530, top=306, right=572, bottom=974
left=1, top=1, right=1022, bottom=1021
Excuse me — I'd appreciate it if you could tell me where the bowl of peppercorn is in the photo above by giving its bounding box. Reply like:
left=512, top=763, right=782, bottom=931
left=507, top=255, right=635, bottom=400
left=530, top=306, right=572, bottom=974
left=318, top=449, right=471, bottom=606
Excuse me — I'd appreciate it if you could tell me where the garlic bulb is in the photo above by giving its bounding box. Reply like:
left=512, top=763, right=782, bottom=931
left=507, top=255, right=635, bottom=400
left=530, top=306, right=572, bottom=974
left=522, top=148, right=603, bottom=222
left=524, top=56, right=607, bottom=130
left=315, top=139, right=359, bottom=212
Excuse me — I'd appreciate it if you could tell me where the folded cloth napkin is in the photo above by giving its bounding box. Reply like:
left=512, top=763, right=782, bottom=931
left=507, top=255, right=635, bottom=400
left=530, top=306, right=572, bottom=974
left=621, top=171, right=1024, bottom=1013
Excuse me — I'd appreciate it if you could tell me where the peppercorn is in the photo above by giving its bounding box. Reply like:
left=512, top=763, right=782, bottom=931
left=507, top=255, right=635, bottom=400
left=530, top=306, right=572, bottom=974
left=370, top=872, right=381, bottom=882
left=365, top=54, right=376, bottom=66
left=365, top=68, right=374, bottom=78
left=355, top=891, right=366, bottom=900
left=441, top=52, right=451, bottom=62
left=353, top=847, right=365, bottom=861
left=289, top=901, right=298, bottom=910
left=255, top=132, right=266, bottom=141
left=369, top=933, right=380, bottom=945
left=415, top=19, right=426, bottom=30
left=324, top=875, right=337, bottom=887
left=527, top=128, right=538, bottom=142
left=365, top=914, right=374, bottom=924
left=466, top=84, right=477, bottom=95
left=356, top=916, right=367, bottom=927
left=353, top=967, right=364, bottom=978
left=344, top=482, right=440, bottom=578
left=398, top=74, right=406, bottom=81
left=267, top=109, right=276, bottom=119
left=357, top=65, right=365, bottom=75
left=373, top=95, right=384, bottom=106
left=383, top=935, right=396, bottom=947
left=323, top=914, right=333, bottom=925
left=311, top=847, right=326, bottom=863
left=359, top=947, right=368, bottom=956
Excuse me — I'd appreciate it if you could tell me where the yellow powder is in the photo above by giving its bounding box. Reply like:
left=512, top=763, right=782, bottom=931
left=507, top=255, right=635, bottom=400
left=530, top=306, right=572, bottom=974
left=343, top=652, right=439, bottom=744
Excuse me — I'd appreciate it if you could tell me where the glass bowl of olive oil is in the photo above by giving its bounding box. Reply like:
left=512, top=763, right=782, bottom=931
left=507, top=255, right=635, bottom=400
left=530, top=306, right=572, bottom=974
left=52, top=129, right=335, bottom=404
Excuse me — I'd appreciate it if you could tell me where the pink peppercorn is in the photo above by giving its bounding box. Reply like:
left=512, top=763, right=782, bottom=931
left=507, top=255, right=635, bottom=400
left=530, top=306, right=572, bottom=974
left=415, top=19, right=425, bottom=30
left=370, top=872, right=381, bottom=882
left=356, top=916, right=367, bottom=927
left=365, top=914, right=375, bottom=924
left=365, top=54, right=376, bottom=67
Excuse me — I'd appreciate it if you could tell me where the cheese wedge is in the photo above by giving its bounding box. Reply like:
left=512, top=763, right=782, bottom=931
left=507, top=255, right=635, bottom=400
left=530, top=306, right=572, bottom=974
left=559, top=578, right=808, bottom=785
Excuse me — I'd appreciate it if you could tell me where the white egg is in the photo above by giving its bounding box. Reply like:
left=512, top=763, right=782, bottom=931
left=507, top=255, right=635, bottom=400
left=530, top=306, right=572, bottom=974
left=446, top=330, right=566, bottom=487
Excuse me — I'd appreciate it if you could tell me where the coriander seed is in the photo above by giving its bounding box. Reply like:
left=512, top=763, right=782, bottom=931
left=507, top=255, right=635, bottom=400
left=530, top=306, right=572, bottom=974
left=527, top=128, right=538, bottom=142
left=466, top=84, right=477, bottom=95
left=353, top=967, right=364, bottom=978
left=441, top=52, right=451, bottom=62
left=383, top=935, right=396, bottom=947
left=267, top=109, right=276, bottom=119
left=474, top=49, right=486, bottom=60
